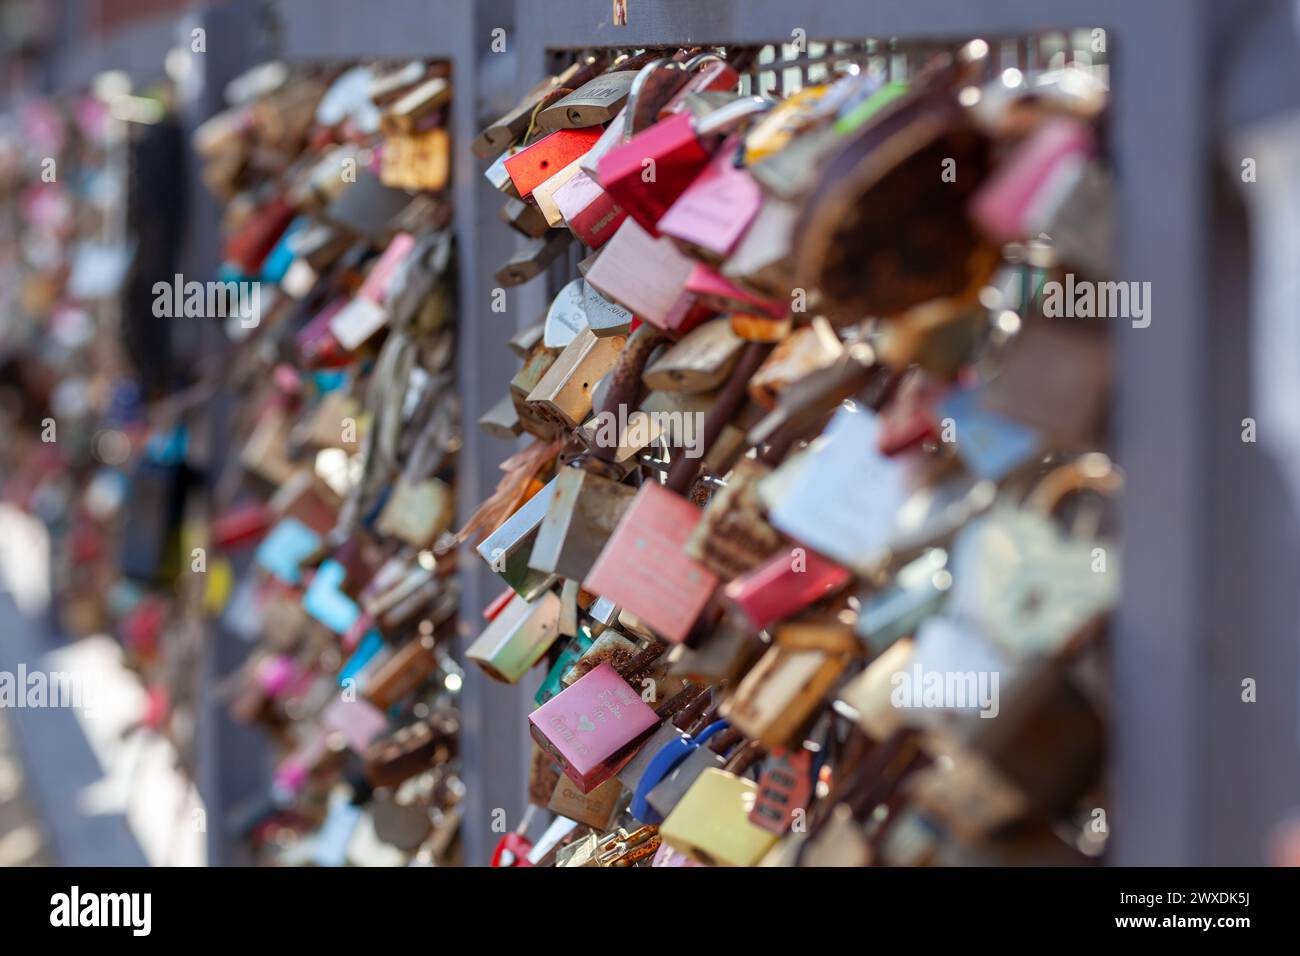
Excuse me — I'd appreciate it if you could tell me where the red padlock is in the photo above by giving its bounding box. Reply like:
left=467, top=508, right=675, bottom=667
left=491, top=831, right=535, bottom=867
left=211, top=501, right=275, bottom=551
left=748, top=747, right=815, bottom=835
left=596, top=97, right=771, bottom=236
left=505, top=127, right=602, bottom=200
left=725, top=546, right=851, bottom=633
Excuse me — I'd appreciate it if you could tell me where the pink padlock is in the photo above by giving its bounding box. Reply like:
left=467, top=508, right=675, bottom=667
left=968, top=117, right=1095, bottom=243
left=528, top=662, right=660, bottom=793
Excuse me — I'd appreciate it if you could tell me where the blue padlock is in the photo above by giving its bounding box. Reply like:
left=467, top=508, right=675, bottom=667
left=629, top=719, right=729, bottom=824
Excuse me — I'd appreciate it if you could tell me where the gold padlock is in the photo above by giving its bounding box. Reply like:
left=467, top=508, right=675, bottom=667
left=659, top=768, right=778, bottom=867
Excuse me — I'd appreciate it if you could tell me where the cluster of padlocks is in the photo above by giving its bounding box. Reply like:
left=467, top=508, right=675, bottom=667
left=467, top=39, right=1119, bottom=866
left=192, top=60, right=466, bottom=864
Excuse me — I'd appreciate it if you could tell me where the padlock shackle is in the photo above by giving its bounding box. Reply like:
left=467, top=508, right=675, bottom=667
left=630, top=718, right=730, bottom=822
left=694, top=95, right=777, bottom=138
left=622, top=58, right=687, bottom=142
left=1024, top=457, right=1122, bottom=516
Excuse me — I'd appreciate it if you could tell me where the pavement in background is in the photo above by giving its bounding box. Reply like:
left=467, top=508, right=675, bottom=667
left=0, top=503, right=205, bottom=866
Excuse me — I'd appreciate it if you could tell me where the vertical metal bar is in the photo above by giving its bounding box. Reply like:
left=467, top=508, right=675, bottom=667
left=451, top=0, right=541, bottom=866
left=1111, top=0, right=1213, bottom=864
left=188, top=0, right=279, bottom=868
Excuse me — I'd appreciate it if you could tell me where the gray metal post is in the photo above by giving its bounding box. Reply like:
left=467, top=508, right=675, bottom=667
left=450, top=0, right=551, bottom=868
left=185, top=0, right=281, bottom=868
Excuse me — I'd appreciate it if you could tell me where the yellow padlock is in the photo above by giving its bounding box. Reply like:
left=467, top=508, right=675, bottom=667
left=659, top=767, right=778, bottom=867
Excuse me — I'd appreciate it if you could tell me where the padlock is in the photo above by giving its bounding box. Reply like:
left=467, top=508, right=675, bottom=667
left=581, top=281, right=634, bottom=337
left=856, top=551, right=951, bottom=655
left=761, top=405, right=911, bottom=576
left=947, top=456, right=1122, bottom=657
left=536, top=628, right=595, bottom=706
left=876, top=367, right=946, bottom=456
left=743, top=83, right=837, bottom=164
left=657, top=137, right=762, bottom=261
left=682, top=458, right=782, bottom=580
left=504, top=127, right=603, bottom=200
left=542, top=278, right=591, bottom=349
left=548, top=774, right=624, bottom=830
left=528, top=661, right=661, bottom=792
left=484, top=145, right=523, bottom=197
left=686, top=264, right=787, bottom=321
left=380, top=76, right=449, bottom=136
left=584, top=217, right=703, bottom=334
left=720, top=196, right=800, bottom=299
left=978, top=317, right=1111, bottom=447
left=364, top=633, right=439, bottom=710
left=659, top=764, right=780, bottom=867
left=746, top=318, right=844, bottom=410
left=721, top=619, right=857, bottom=750
left=473, top=55, right=601, bottom=159
left=491, top=832, right=536, bottom=868
left=961, top=656, right=1104, bottom=821
left=369, top=795, right=433, bottom=853
left=529, top=466, right=638, bottom=582
left=478, top=394, right=524, bottom=441
left=968, top=116, right=1096, bottom=245
left=941, top=384, right=1044, bottom=483
left=614, top=688, right=712, bottom=791
left=553, top=168, right=628, bottom=248
left=725, top=545, right=852, bottom=633
left=475, top=477, right=559, bottom=600
left=748, top=747, right=815, bottom=836
left=495, top=231, right=574, bottom=287
left=582, top=481, right=720, bottom=644
left=646, top=731, right=758, bottom=822
left=596, top=96, right=771, bottom=236
left=511, top=341, right=562, bottom=438
left=794, top=45, right=997, bottom=321
left=532, top=156, right=589, bottom=227
left=906, top=747, right=1029, bottom=845
left=539, top=70, right=640, bottom=130
left=465, top=589, right=562, bottom=684
left=558, top=578, right=581, bottom=637
left=664, top=618, right=766, bottom=686
left=559, top=628, right=642, bottom=688
left=557, top=824, right=661, bottom=867
left=525, top=326, right=627, bottom=431
left=364, top=714, right=457, bottom=790
left=629, top=716, right=731, bottom=823
left=368, top=61, right=437, bottom=107
left=655, top=55, right=740, bottom=120
left=587, top=595, right=621, bottom=636
left=380, top=128, right=450, bottom=192
left=324, top=167, right=411, bottom=243
left=510, top=320, right=547, bottom=358
left=642, top=316, right=743, bottom=393
left=499, top=195, right=552, bottom=239
left=835, top=637, right=916, bottom=742
left=375, top=477, right=453, bottom=548
left=328, top=232, right=416, bottom=351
